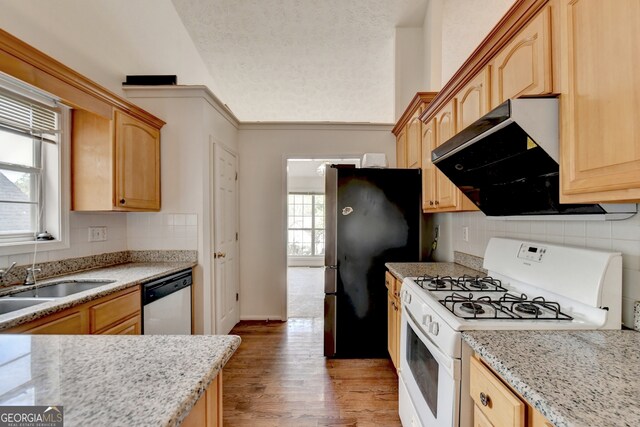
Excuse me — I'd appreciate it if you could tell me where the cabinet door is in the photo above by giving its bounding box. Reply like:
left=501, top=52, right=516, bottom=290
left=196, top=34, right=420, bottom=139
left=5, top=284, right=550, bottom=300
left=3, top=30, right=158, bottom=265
left=457, top=67, right=491, bottom=131
left=115, top=110, right=161, bottom=210
left=560, top=0, right=640, bottom=203
left=406, top=111, right=423, bottom=169
left=387, top=291, right=397, bottom=368
left=491, top=6, right=552, bottom=107
left=421, top=118, right=437, bottom=211
left=434, top=100, right=459, bottom=209
left=396, top=128, right=407, bottom=168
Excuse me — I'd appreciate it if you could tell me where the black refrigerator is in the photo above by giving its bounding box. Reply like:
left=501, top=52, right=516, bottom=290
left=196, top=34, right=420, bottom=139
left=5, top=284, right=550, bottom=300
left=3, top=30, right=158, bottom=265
left=324, top=166, right=425, bottom=358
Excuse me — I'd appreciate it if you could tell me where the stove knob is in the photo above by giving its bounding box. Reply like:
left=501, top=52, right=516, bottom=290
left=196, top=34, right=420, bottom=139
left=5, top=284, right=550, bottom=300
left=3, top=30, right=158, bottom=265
left=404, top=292, right=412, bottom=304
left=429, top=321, right=439, bottom=336
left=422, top=314, right=432, bottom=326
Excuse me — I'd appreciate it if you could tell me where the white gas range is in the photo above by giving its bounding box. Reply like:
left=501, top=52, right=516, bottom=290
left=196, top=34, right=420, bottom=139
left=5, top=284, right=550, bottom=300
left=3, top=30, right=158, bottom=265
left=397, top=238, right=622, bottom=427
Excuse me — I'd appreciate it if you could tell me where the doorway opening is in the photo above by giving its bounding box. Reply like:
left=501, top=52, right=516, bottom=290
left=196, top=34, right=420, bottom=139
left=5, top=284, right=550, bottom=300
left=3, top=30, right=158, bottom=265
left=286, top=158, right=359, bottom=319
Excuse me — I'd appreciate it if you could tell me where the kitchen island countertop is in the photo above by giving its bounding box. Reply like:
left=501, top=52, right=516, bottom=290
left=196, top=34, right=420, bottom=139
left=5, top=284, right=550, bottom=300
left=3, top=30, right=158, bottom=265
left=385, top=262, right=483, bottom=281
left=0, top=334, right=241, bottom=426
left=463, top=330, right=640, bottom=427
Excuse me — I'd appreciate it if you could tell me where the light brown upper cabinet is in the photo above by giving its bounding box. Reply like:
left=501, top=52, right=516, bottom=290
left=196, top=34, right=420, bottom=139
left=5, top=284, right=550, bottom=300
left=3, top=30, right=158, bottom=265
left=421, top=118, right=437, bottom=211
left=393, top=93, right=437, bottom=169
left=490, top=6, right=552, bottom=108
left=396, top=127, right=407, bottom=168
left=457, top=67, right=491, bottom=131
left=560, top=0, right=640, bottom=203
left=421, top=100, right=477, bottom=213
left=72, top=109, right=161, bottom=211
left=434, top=101, right=459, bottom=210
left=406, top=108, right=423, bottom=169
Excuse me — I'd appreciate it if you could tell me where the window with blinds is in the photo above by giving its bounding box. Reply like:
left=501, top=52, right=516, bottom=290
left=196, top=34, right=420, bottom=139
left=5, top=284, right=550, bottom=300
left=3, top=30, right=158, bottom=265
left=0, top=90, right=60, bottom=241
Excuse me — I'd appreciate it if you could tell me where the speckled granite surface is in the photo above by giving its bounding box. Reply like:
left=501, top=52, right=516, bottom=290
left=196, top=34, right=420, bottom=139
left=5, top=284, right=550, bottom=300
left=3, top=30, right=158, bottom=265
left=0, top=334, right=240, bottom=427
left=385, top=262, right=483, bottom=281
left=463, top=330, right=640, bottom=427
left=1, top=250, right=197, bottom=286
left=0, top=262, right=196, bottom=331
left=453, top=251, right=487, bottom=274
left=635, top=302, right=640, bottom=332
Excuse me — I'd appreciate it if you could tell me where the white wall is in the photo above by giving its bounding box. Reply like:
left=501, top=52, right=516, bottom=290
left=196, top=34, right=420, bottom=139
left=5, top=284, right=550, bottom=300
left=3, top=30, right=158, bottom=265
left=0, top=213, right=128, bottom=268
left=124, top=86, right=239, bottom=334
left=395, top=27, right=425, bottom=119
left=238, top=124, right=395, bottom=320
left=440, top=0, right=515, bottom=83
left=0, top=0, right=224, bottom=101
left=422, top=0, right=444, bottom=90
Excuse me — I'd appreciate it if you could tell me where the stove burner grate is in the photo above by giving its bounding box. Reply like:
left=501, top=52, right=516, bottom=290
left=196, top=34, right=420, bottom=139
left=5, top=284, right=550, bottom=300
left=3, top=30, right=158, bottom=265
left=415, top=275, right=455, bottom=290
left=438, top=292, right=573, bottom=321
left=455, top=275, right=508, bottom=292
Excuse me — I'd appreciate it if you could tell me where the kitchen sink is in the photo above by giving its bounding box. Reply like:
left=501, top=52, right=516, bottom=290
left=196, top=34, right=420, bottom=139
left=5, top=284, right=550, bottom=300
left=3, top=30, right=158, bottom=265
left=0, top=298, right=55, bottom=315
left=8, top=280, right=116, bottom=298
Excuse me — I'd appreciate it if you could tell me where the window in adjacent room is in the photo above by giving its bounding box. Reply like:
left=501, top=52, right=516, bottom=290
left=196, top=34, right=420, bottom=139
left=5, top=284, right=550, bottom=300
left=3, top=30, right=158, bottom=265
left=0, top=75, right=68, bottom=251
left=287, top=193, right=325, bottom=256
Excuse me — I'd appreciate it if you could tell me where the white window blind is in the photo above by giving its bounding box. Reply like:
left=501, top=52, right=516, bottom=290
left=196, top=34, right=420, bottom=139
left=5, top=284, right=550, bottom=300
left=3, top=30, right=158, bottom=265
left=0, top=89, right=59, bottom=240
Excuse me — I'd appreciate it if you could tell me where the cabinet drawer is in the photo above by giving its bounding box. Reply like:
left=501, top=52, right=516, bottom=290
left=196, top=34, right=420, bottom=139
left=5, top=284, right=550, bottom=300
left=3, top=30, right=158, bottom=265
left=99, top=313, right=141, bottom=335
left=90, top=289, right=140, bottom=333
left=470, top=356, right=524, bottom=427
left=25, top=311, right=85, bottom=335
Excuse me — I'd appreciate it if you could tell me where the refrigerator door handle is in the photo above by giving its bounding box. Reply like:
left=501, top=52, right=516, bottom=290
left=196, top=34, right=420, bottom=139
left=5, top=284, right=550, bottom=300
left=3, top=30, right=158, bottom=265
left=324, top=295, right=337, bottom=357
left=324, top=264, right=337, bottom=293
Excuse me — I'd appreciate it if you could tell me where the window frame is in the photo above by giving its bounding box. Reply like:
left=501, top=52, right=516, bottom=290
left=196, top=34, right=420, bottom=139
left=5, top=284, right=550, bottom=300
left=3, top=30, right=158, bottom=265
left=287, top=192, right=325, bottom=257
left=0, top=75, right=70, bottom=255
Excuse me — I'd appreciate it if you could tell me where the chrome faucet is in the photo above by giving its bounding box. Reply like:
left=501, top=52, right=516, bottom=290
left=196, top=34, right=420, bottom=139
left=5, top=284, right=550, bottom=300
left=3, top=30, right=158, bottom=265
left=0, top=262, right=17, bottom=286
left=24, top=267, right=41, bottom=286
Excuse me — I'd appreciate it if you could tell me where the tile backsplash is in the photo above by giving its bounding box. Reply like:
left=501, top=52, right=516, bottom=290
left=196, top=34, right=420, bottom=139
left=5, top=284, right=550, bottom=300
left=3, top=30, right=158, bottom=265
left=126, top=213, right=198, bottom=251
left=449, top=210, right=640, bottom=328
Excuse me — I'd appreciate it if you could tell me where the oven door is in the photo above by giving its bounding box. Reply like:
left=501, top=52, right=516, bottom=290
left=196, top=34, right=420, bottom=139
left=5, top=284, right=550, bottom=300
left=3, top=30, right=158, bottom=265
left=399, top=308, right=460, bottom=427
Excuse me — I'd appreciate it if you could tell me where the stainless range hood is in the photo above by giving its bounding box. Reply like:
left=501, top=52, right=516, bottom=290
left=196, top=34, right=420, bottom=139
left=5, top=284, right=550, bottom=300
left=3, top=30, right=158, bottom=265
left=431, top=98, right=636, bottom=220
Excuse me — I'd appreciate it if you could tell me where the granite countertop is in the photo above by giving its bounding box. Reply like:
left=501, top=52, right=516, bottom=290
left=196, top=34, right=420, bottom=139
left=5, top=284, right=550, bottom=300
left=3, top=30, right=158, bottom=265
left=0, top=261, right=196, bottom=331
left=463, top=330, right=640, bottom=427
left=385, top=262, right=483, bottom=281
left=0, top=334, right=240, bottom=426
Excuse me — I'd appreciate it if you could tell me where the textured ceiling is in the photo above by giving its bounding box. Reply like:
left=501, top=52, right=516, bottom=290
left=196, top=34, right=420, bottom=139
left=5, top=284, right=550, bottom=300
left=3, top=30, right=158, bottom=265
left=171, top=0, right=428, bottom=122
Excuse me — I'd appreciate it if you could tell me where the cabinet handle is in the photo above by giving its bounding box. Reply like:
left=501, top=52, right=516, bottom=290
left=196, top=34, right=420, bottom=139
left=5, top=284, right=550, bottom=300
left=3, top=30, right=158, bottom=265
left=435, top=200, right=440, bottom=205
left=120, top=198, right=126, bottom=205
left=214, top=252, right=226, bottom=259
left=429, top=200, right=434, bottom=206
left=480, top=392, right=490, bottom=407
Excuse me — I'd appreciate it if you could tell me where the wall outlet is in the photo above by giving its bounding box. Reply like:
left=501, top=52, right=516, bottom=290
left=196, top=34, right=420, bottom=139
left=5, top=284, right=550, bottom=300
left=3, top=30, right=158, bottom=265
left=88, top=226, right=107, bottom=242
left=462, top=226, right=469, bottom=242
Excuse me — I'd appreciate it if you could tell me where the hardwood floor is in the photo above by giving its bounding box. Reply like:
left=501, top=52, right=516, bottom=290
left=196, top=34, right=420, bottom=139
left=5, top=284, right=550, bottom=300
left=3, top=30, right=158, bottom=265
left=223, top=318, right=402, bottom=426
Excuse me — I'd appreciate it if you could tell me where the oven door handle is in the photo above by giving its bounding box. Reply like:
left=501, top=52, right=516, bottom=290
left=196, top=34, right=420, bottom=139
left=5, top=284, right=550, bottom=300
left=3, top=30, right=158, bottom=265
left=403, top=309, right=460, bottom=380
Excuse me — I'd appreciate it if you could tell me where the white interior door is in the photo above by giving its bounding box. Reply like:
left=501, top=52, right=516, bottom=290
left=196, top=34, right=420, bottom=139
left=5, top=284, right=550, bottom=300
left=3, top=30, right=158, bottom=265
left=214, top=145, right=239, bottom=334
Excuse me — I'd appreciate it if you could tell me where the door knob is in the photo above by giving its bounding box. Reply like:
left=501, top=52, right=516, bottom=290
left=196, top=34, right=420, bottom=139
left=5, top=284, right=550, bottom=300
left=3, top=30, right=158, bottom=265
left=214, top=252, right=226, bottom=258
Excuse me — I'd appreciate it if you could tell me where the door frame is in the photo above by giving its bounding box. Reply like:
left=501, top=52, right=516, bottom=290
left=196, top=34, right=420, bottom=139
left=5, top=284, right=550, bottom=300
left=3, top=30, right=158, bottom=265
left=210, top=139, right=240, bottom=334
left=281, top=154, right=361, bottom=321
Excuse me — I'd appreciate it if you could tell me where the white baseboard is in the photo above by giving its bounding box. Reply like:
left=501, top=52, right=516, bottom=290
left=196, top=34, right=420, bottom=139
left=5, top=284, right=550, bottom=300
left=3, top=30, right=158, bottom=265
left=240, top=315, right=286, bottom=321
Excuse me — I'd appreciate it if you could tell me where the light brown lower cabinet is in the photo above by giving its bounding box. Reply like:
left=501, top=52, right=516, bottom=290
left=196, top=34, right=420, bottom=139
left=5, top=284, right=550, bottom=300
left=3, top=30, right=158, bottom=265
left=470, top=354, right=552, bottom=427
left=2, top=287, right=141, bottom=335
left=385, top=271, right=401, bottom=371
left=181, top=373, right=223, bottom=427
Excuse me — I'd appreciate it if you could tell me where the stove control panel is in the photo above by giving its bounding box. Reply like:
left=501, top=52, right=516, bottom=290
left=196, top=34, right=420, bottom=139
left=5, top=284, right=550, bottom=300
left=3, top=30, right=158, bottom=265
left=517, top=243, right=547, bottom=263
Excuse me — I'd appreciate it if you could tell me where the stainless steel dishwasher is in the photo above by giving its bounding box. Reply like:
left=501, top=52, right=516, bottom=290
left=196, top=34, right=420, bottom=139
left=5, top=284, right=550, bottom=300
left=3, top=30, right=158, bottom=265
left=142, top=269, right=192, bottom=335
